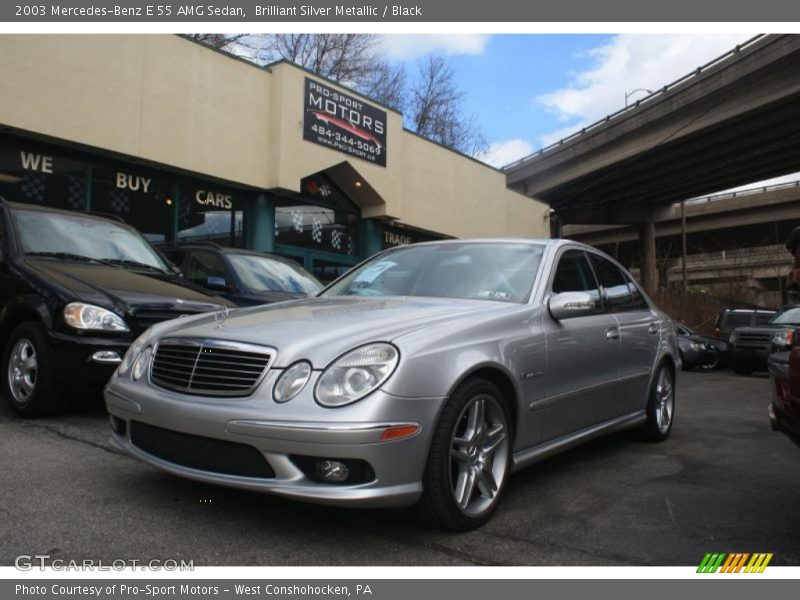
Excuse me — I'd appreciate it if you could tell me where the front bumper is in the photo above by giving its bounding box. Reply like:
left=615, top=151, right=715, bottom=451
left=105, top=374, right=446, bottom=508
left=48, top=331, right=131, bottom=392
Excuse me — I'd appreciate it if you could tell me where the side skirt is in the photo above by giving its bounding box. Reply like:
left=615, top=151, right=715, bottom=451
left=511, top=410, right=647, bottom=473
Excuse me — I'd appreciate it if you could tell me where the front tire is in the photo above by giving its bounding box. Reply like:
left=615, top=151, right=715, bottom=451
left=417, top=378, right=512, bottom=531
left=640, top=363, right=675, bottom=442
left=2, top=322, right=65, bottom=417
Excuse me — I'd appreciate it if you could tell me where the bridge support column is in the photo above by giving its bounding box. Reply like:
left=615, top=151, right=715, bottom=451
left=638, top=219, right=657, bottom=296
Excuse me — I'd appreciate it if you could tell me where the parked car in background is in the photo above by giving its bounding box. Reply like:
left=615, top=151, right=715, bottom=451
left=729, top=305, right=800, bottom=375
left=0, top=199, right=230, bottom=416
left=105, top=239, right=679, bottom=530
left=713, top=307, right=776, bottom=339
left=676, top=322, right=729, bottom=370
left=767, top=345, right=800, bottom=447
left=161, top=243, right=322, bottom=307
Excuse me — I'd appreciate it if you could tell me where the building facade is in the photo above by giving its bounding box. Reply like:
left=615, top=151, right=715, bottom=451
left=0, top=35, right=549, bottom=281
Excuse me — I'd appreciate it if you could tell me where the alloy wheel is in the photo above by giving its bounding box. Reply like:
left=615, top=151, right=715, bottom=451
left=449, top=395, right=510, bottom=517
left=8, top=338, right=37, bottom=404
left=654, top=368, right=674, bottom=434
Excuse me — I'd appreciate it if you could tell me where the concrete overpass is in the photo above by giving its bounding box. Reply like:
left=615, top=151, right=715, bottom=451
left=504, top=34, right=800, bottom=294
left=563, top=181, right=800, bottom=307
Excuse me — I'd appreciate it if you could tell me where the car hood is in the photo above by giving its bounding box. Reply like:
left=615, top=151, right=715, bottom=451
left=734, top=324, right=795, bottom=335
left=24, top=258, right=229, bottom=314
left=154, top=295, right=504, bottom=367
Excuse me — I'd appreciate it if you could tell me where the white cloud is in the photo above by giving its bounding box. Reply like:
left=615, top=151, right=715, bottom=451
left=476, top=139, right=535, bottom=168
left=381, top=35, right=490, bottom=60
left=536, top=34, right=750, bottom=147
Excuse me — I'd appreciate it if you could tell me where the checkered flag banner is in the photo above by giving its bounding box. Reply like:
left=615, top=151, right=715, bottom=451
left=311, top=217, right=323, bottom=244
left=331, top=228, right=342, bottom=250
left=347, top=236, right=354, bottom=256
left=110, top=188, right=130, bottom=214
left=178, top=197, right=192, bottom=227
left=292, top=210, right=304, bottom=233
left=20, top=172, right=47, bottom=203
left=67, top=175, right=86, bottom=210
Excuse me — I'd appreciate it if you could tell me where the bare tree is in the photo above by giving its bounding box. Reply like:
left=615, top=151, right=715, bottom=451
left=407, top=55, right=488, bottom=155
left=190, top=35, right=487, bottom=156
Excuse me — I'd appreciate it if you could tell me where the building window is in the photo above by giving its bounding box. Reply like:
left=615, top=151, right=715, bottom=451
left=0, top=139, right=88, bottom=211
left=90, top=167, right=174, bottom=244
left=177, top=184, right=244, bottom=247
left=275, top=174, right=359, bottom=256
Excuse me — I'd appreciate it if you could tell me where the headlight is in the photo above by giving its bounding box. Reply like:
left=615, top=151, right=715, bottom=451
left=132, top=346, right=152, bottom=381
left=315, top=343, right=399, bottom=407
left=117, top=336, right=146, bottom=376
left=772, top=331, right=793, bottom=348
left=64, top=302, right=129, bottom=332
left=729, top=332, right=737, bottom=344
left=689, top=342, right=705, bottom=352
left=273, top=361, right=312, bottom=403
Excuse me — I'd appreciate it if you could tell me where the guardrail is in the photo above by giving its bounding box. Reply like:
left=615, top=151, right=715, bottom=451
left=684, top=179, right=800, bottom=206
left=503, top=34, right=768, bottom=171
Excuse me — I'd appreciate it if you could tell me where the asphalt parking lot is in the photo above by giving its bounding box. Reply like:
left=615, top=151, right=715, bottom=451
left=1, top=370, right=799, bottom=567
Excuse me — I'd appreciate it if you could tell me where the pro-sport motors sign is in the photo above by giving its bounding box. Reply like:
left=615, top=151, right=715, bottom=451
left=303, top=78, right=387, bottom=167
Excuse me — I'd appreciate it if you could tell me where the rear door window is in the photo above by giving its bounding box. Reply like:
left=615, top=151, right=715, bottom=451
left=589, top=254, right=634, bottom=312
left=724, top=313, right=752, bottom=329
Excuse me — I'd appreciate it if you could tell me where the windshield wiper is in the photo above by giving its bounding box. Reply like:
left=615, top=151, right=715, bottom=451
left=26, top=251, right=105, bottom=264
left=99, top=258, right=167, bottom=273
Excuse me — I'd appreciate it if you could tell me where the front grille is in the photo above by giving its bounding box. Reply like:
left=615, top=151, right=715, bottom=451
left=130, top=421, right=274, bottom=478
left=150, top=338, right=273, bottom=397
left=737, top=332, right=772, bottom=346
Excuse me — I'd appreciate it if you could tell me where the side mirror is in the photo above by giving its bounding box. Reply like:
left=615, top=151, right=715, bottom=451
left=548, top=291, right=597, bottom=320
left=206, top=275, right=229, bottom=292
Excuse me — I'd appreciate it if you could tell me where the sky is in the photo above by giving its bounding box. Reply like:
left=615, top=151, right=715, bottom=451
left=379, top=34, right=800, bottom=192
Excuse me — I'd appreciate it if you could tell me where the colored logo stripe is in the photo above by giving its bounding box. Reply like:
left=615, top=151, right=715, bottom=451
left=697, top=553, right=773, bottom=573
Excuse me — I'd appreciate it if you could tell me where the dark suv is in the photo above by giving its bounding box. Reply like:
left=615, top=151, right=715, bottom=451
left=712, top=308, right=776, bottom=339
left=729, top=305, right=800, bottom=375
left=161, top=243, right=322, bottom=307
left=0, top=200, right=230, bottom=416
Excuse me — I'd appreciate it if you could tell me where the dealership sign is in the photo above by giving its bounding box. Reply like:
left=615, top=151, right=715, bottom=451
left=303, top=78, right=387, bottom=167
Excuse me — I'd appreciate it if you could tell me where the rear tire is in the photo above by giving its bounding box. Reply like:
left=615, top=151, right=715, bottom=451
left=639, top=363, right=675, bottom=442
left=2, top=322, right=65, bottom=417
left=417, top=378, right=512, bottom=531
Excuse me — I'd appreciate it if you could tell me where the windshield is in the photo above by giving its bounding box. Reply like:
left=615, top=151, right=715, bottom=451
left=228, top=254, right=322, bottom=295
left=770, top=307, right=800, bottom=325
left=324, top=242, right=545, bottom=303
left=13, top=209, right=168, bottom=271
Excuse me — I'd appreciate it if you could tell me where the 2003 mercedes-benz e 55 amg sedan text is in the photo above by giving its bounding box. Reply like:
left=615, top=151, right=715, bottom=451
left=105, top=239, right=679, bottom=530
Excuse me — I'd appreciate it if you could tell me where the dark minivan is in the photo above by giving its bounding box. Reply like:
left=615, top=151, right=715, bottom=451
left=0, top=199, right=230, bottom=416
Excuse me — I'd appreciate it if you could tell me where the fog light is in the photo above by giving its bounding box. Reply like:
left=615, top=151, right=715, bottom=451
left=109, top=415, right=127, bottom=436
left=315, top=460, right=350, bottom=483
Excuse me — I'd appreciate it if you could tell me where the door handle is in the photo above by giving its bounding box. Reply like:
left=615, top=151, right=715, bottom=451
left=648, top=322, right=660, bottom=334
left=606, top=328, right=620, bottom=341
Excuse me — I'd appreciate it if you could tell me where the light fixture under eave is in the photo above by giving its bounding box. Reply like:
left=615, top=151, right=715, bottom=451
left=354, top=181, right=362, bottom=188
left=0, top=173, right=23, bottom=184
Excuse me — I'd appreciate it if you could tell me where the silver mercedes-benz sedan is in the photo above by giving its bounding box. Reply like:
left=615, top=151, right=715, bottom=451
left=105, top=239, right=679, bottom=530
